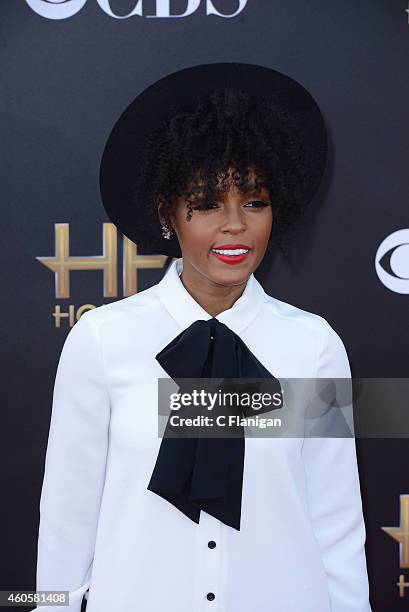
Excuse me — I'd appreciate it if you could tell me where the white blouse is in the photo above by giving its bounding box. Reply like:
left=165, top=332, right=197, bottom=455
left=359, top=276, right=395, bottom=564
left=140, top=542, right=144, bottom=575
left=35, top=257, right=371, bottom=612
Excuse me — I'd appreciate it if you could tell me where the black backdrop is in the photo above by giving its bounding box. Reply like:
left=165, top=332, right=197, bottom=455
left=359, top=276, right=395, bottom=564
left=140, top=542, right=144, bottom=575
left=1, top=1, right=409, bottom=610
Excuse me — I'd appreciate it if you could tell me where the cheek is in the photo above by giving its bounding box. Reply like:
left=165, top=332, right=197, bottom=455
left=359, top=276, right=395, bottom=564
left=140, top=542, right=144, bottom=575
left=177, top=216, right=212, bottom=249
left=254, top=211, right=273, bottom=242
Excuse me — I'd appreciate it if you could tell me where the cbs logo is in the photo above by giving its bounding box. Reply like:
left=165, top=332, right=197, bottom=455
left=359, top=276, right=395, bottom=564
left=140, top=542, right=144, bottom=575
left=375, top=228, right=409, bottom=294
left=24, top=0, right=248, bottom=20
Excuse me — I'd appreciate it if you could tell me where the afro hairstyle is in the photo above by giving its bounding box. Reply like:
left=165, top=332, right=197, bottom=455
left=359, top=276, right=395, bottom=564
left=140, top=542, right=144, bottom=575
left=131, top=87, right=314, bottom=259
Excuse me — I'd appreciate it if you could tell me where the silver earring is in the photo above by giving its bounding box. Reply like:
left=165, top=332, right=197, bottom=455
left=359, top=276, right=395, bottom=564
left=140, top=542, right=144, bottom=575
left=161, top=223, right=173, bottom=240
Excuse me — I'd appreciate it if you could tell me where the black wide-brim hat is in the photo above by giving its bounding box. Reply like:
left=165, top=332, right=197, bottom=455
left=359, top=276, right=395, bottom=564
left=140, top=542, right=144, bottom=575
left=99, top=62, right=328, bottom=258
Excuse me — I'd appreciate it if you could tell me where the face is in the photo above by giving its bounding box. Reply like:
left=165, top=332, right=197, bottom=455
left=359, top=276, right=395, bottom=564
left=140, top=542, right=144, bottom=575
left=159, top=168, right=273, bottom=288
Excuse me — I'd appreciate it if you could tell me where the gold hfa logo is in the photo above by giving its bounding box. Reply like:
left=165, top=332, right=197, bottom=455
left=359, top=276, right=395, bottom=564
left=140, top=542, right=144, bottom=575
left=36, top=223, right=171, bottom=327
left=382, top=495, right=409, bottom=597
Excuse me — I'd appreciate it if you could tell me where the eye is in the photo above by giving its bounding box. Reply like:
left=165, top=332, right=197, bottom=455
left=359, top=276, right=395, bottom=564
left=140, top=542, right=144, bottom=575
left=192, top=200, right=271, bottom=211
left=245, top=200, right=271, bottom=209
left=192, top=202, right=219, bottom=211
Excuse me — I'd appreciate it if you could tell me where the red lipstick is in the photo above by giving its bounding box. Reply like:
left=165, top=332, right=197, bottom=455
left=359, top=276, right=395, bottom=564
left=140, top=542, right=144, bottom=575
left=210, top=243, right=251, bottom=265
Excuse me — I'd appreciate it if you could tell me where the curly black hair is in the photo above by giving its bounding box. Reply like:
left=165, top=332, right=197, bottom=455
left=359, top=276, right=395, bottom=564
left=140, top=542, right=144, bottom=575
left=131, top=87, right=312, bottom=259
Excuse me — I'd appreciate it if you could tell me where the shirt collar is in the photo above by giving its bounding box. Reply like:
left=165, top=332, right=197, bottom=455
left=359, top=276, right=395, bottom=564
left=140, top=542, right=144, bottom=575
left=154, top=257, right=267, bottom=336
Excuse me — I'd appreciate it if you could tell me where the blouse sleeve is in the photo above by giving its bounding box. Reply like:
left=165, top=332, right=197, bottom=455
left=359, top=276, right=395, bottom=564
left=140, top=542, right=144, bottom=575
left=34, top=311, right=110, bottom=611
left=301, top=322, right=372, bottom=612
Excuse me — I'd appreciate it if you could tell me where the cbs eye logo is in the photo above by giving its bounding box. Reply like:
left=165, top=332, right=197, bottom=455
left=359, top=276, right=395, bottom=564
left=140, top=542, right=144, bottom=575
left=25, top=0, right=87, bottom=19
left=375, top=229, right=409, bottom=294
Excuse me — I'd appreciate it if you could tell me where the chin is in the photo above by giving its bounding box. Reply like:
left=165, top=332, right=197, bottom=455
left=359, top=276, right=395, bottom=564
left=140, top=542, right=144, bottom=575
left=207, top=266, right=250, bottom=285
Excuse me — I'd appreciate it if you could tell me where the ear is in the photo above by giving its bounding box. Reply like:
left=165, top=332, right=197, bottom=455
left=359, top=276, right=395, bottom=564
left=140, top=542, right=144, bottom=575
left=156, top=195, right=174, bottom=228
left=156, top=196, right=166, bottom=225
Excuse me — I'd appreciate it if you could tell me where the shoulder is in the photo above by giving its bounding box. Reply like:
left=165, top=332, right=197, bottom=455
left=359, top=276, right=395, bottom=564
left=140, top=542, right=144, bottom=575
left=259, top=291, right=350, bottom=375
left=261, top=291, right=331, bottom=336
left=76, top=283, right=162, bottom=332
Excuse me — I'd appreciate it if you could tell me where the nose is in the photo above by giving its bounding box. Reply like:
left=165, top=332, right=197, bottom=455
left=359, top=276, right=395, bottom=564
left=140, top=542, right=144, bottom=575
left=220, top=204, right=247, bottom=235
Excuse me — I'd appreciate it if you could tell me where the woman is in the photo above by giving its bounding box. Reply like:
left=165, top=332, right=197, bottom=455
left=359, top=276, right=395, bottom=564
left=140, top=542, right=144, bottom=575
left=35, top=64, right=371, bottom=611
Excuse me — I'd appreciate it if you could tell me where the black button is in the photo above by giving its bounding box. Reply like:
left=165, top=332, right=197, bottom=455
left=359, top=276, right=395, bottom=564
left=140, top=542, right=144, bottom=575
left=206, top=592, right=215, bottom=601
left=208, top=540, right=216, bottom=549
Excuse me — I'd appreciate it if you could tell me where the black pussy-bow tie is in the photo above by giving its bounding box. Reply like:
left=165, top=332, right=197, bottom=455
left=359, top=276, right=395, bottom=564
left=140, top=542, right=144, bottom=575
left=147, top=317, right=281, bottom=531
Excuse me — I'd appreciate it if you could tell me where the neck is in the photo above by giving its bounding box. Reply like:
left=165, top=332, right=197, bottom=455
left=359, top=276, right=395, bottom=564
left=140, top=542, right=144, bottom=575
left=179, top=259, right=248, bottom=317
